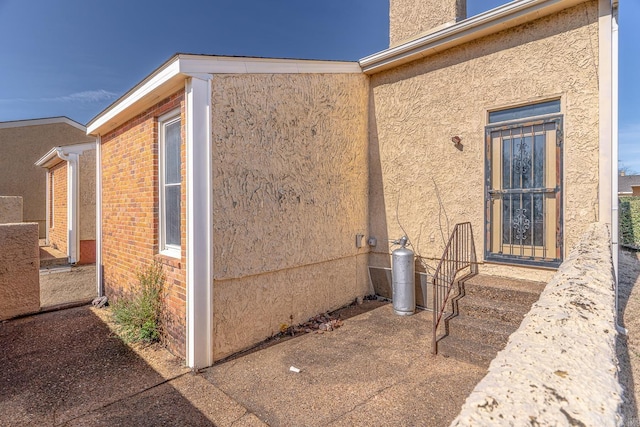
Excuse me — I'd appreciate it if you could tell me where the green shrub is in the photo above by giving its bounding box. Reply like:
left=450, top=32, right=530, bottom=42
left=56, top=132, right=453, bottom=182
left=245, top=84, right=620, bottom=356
left=112, top=262, right=165, bottom=344
left=619, top=197, right=640, bottom=248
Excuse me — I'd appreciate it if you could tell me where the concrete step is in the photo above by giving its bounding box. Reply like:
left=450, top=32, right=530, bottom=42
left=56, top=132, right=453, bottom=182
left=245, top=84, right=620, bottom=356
left=446, top=314, right=517, bottom=349
left=39, top=246, right=69, bottom=268
left=437, top=335, right=497, bottom=369
left=461, top=275, right=545, bottom=306
left=436, top=274, right=545, bottom=367
left=456, top=295, right=534, bottom=326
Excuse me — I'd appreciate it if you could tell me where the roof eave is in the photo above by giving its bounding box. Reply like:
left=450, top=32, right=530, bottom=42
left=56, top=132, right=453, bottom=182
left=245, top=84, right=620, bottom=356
left=35, top=141, right=97, bottom=168
left=359, top=0, right=591, bottom=74
left=87, top=54, right=362, bottom=137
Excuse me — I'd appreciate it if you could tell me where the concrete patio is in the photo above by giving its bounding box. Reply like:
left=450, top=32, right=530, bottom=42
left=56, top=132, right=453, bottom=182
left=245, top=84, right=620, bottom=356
left=0, top=301, right=486, bottom=426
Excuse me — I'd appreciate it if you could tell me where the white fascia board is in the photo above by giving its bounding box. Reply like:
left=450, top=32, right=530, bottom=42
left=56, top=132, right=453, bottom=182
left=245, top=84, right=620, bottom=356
left=35, top=141, right=96, bottom=168
left=87, top=58, right=182, bottom=136
left=177, top=54, right=362, bottom=74
left=360, top=0, right=589, bottom=74
left=87, top=54, right=362, bottom=137
left=0, top=116, right=86, bottom=131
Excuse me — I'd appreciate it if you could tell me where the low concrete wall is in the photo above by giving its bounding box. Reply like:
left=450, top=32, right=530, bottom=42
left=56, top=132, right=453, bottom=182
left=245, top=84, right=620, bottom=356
left=0, top=223, right=40, bottom=320
left=451, top=223, right=623, bottom=426
left=0, top=196, right=23, bottom=224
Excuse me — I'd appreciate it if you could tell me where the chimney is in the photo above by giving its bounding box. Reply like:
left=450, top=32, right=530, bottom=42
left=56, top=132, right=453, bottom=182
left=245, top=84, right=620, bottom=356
left=389, top=0, right=467, bottom=47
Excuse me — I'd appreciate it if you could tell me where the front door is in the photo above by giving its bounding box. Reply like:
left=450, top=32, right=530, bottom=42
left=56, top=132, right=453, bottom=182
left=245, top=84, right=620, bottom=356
left=485, top=117, right=562, bottom=267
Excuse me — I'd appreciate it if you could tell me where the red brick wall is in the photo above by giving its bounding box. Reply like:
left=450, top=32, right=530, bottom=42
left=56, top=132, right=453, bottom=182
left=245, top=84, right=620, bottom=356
left=49, top=162, right=67, bottom=253
left=100, top=90, right=187, bottom=358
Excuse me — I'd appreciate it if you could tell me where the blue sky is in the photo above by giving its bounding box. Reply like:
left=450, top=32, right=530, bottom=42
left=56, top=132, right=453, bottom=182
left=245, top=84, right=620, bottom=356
left=0, top=0, right=637, bottom=170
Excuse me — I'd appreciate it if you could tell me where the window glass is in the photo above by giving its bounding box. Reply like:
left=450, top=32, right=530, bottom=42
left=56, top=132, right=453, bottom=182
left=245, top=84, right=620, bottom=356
left=489, top=100, right=560, bottom=123
left=165, top=121, right=181, bottom=185
left=165, top=184, right=181, bottom=246
left=160, top=114, right=181, bottom=254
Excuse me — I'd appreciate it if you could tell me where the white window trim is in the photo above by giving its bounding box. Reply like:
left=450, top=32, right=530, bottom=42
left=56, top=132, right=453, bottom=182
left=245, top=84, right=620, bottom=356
left=159, top=109, right=182, bottom=258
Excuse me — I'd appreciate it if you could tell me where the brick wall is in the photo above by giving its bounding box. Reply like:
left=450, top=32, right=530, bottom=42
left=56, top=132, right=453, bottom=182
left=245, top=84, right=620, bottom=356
left=50, top=162, right=67, bottom=253
left=100, top=90, right=186, bottom=358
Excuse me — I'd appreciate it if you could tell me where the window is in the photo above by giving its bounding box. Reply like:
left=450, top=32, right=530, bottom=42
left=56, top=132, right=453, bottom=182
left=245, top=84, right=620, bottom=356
left=159, top=111, right=182, bottom=257
left=485, top=100, right=562, bottom=267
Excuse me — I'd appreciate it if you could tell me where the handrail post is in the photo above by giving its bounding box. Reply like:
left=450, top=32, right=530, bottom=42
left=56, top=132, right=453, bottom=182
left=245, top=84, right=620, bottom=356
left=431, top=222, right=476, bottom=355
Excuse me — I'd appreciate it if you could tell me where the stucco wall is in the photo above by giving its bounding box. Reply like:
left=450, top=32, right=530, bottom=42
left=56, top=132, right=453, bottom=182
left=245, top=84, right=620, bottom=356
left=451, top=223, right=622, bottom=426
left=369, top=1, right=600, bottom=281
left=0, top=223, right=40, bottom=320
left=49, top=161, right=67, bottom=254
left=79, top=148, right=96, bottom=241
left=100, top=91, right=187, bottom=358
left=0, top=196, right=23, bottom=223
left=389, top=0, right=466, bottom=46
left=211, top=73, right=370, bottom=360
left=0, top=122, right=93, bottom=237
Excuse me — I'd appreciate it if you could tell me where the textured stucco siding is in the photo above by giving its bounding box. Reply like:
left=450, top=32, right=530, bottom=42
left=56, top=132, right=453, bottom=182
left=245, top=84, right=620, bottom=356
left=451, top=223, right=622, bottom=426
left=0, top=123, right=92, bottom=237
left=370, top=2, right=600, bottom=281
left=0, top=196, right=23, bottom=223
left=79, top=148, right=96, bottom=241
left=211, top=73, right=370, bottom=360
left=389, top=0, right=466, bottom=46
left=0, top=223, right=40, bottom=320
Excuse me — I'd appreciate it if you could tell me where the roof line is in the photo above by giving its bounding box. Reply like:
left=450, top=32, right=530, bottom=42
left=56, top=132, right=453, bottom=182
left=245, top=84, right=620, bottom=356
left=87, top=54, right=361, bottom=136
left=35, top=141, right=96, bottom=168
left=359, top=0, right=590, bottom=74
left=0, top=116, right=86, bottom=131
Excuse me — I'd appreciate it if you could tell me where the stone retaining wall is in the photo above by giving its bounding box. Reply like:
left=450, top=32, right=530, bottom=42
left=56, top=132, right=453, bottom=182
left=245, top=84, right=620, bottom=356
left=451, top=222, right=623, bottom=426
left=0, top=223, right=40, bottom=320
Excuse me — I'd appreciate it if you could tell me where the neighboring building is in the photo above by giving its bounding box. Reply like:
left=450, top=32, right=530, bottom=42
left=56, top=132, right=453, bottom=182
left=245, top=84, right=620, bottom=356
left=35, top=142, right=97, bottom=265
left=618, top=174, right=640, bottom=196
left=87, top=0, right=619, bottom=368
left=0, top=117, right=94, bottom=237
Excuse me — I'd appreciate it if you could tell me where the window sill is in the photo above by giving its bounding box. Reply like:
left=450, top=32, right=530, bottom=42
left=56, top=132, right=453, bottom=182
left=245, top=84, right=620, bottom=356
left=155, top=253, right=182, bottom=269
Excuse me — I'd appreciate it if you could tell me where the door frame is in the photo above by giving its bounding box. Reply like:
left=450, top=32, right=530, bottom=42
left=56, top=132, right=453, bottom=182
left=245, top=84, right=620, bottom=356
left=484, top=115, right=563, bottom=268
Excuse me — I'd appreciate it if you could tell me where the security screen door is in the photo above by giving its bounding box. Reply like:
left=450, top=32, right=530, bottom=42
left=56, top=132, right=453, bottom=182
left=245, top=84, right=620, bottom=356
left=485, top=116, right=562, bottom=267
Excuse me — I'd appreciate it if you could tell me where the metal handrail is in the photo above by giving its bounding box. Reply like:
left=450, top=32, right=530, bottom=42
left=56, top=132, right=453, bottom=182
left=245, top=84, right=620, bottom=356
left=432, top=222, right=477, bottom=354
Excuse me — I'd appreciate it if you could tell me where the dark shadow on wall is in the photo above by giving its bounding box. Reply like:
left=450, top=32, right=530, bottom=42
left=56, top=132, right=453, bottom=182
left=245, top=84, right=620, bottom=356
left=617, top=247, right=640, bottom=424
left=367, top=87, right=392, bottom=298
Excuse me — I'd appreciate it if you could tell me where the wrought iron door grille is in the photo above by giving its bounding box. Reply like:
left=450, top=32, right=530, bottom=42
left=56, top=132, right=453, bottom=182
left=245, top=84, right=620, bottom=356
left=485, top=116, right=562, bottom=267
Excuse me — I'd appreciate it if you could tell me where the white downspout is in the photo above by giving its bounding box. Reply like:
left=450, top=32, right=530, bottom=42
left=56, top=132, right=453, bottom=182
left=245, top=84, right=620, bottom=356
left=45, top=170, right=50, bottom=246
left=56, top=149, right=80, bottom=264
left=96, top=135, right=103, bottom=296
left=611, top=0, right=624, bottom=334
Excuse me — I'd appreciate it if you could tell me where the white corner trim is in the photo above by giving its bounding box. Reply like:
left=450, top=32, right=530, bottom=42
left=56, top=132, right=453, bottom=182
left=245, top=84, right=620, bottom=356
left=185, top=75, right=213, bottom=369
left=45, top=170, right=51, bottom=246
left=598, top=0, right=613, bottom=225
left=0, top=116, right=86, bottom=131
left=359, top=0, right=589, bottom=73
left=96, top=135, right=103, bottom=297
left=55, top=149, right=80, bottom=264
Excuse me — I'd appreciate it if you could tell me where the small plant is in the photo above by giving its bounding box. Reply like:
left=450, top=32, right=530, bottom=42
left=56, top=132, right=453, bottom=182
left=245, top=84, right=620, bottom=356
left=112, top=262, right=165, bottom=344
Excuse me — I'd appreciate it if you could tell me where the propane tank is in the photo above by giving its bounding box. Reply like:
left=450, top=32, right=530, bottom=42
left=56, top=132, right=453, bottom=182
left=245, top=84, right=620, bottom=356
left=391, top=236, right=415, bottom=316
